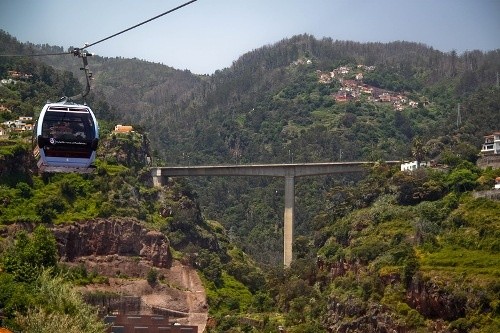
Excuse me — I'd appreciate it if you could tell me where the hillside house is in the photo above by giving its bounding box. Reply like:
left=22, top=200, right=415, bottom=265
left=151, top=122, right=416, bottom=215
left=379, top=92, right=392, bottom=102
left=360, top=85, right=374, bottom=95
left=7, top=71, right=32, bottom=80
left=1, top=79, right=16, bottom=85
left=396, top=95, right=407, bottom=104
left=318, top=72, right=332, bottom=83
left=338, top=66, right=350, bottom=74
left=1, top=116, right=33, bottom=133
left=114, top=125, right=134, bottom=133
left=342, top=80, right=358, bottom=89
left=481, top=132, right=500, bottom=155
left=356, top=65, right=376, bottom=72
left=24, top=124, right=33, bottom=131
left=13, top=123, right=33, bottom=132
left=401, top=160, right=429, bottom=172
left=334, top=92, right=349, bottom=102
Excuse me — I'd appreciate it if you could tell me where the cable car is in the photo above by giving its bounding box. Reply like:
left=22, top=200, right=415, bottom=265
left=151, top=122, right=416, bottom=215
left=32, top=49, right=99, bottom=173
left=34, top=101, right=99, bottom=173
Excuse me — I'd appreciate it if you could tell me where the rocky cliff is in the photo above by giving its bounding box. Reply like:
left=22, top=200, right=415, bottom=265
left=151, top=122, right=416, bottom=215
left=321, top=260, right=464, bottom=333
left=52, top=217, right=172, bottom=269
left=48, top=218, right=207, bottom=329
left=406, top=278, right=465, bottom=321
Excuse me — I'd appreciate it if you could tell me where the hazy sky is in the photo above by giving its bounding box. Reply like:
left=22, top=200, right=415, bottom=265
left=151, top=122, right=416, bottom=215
left=1, top=0, right=499, bottom=74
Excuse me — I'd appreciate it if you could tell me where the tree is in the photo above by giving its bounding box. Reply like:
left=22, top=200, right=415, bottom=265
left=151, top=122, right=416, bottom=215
left=411, top=136, right=426, bottom=168
left=1, top=226, right=58, bottom=282
left=446, top=168, right=478, bottom=192
left=196, top=250, right=223, bottom=286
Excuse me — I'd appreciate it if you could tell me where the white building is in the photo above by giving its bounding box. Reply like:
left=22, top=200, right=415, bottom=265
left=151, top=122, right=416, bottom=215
left=481, top=132, right=500, bottom=155
left=401, top=161, right=429, bottom=172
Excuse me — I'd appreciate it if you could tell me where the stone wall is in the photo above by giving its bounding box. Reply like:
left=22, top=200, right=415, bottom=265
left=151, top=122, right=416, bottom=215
left=477, top=154, right=500, bottom=169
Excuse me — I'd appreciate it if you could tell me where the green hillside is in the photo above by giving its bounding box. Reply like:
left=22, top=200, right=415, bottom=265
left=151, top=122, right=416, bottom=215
left=1, top=30, right=500, bottom=332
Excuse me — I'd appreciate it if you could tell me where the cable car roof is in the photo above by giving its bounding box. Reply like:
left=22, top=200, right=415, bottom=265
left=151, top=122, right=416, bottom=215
left=45, top=104, right=92, bottom=113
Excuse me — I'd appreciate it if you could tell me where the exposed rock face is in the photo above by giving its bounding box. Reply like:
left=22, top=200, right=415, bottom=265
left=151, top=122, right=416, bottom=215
left=406, top=278, right=466, bottom=321
left=321, top=262, right=461, bottom=332
left=52, top=218, right=172, bottom=268
left=325, top=298, right=402, bottom=333
left=324, top=295, right=453, bottom=333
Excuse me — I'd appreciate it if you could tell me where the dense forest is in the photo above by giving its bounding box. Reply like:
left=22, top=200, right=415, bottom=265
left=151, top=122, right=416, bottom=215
left=1, top=30, right=500, bottom=332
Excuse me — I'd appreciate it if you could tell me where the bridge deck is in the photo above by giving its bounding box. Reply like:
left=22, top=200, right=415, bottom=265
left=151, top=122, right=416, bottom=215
left=151, top=161, right=398, bottom=179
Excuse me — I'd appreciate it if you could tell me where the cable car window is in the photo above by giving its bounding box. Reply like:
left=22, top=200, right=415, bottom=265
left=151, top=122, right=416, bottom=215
left=42, top=110, right=95, bottom=142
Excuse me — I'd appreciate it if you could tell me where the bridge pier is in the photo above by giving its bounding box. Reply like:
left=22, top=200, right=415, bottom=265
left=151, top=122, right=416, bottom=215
left=283, top=176, right=295, bottom=267
left=152, top=169, right=164, bottom=187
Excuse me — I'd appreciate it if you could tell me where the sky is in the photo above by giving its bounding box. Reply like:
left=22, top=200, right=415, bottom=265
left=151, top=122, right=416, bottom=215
left=1, top=0, right=499, bottom=75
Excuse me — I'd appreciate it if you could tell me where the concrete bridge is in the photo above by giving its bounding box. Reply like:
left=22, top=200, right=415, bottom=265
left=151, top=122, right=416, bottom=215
left=151, top=161, right=398, bottom=267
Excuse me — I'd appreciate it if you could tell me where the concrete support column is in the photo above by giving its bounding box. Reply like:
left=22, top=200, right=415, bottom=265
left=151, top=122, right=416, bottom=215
left=152, top=169, right=164, bottom=187
left=283, top=176, right=295, bottom=267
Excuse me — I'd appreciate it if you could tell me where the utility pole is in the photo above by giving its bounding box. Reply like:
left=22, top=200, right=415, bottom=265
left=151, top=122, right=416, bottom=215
left=456, top=103, right=462, bottom=128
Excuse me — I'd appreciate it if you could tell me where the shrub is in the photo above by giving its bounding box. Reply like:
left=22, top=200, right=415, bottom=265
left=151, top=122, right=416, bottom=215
left=146, top=268, right=158, bottom=285
left=35, top=196, right=67, bottom=223
left=15, top=270, right=107, bottom=333
left=16, top=182, right=32, bottom=198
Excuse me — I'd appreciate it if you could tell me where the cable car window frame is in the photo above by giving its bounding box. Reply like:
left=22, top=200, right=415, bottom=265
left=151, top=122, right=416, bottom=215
left=42, top=107, right=96, bottom=143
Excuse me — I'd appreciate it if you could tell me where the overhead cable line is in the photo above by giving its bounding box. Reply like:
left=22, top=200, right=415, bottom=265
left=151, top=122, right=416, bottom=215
left=78, top=0, right=198, bottom=50
left=0, top=0, right=199, bottom=57
left=0, top=51, right=71, bottom=57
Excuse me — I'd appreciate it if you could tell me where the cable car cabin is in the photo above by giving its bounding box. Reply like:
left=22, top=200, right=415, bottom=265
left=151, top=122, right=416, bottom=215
left=34, top=102, right=99, bottom=173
